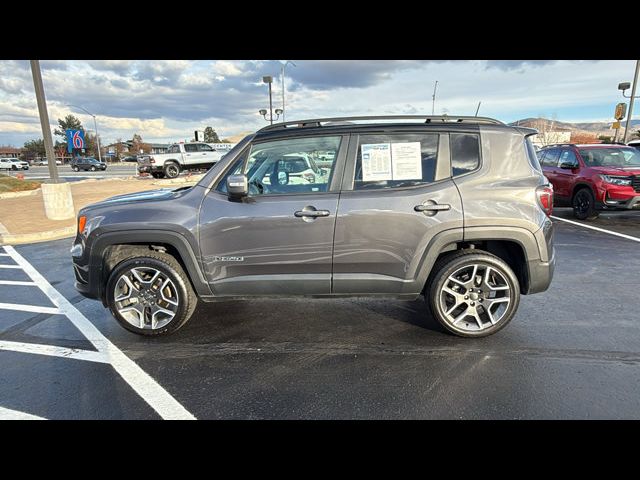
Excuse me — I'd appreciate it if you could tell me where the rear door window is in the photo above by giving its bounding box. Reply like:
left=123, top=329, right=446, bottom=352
left=353, top=133, right=438, bottom=190
left=541, top=148, right=560, bottom=167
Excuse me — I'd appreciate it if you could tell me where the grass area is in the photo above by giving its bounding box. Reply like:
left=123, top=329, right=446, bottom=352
left=0, top=173, right=42, bottom=194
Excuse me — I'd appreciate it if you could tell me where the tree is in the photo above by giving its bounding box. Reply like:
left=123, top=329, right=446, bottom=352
left=634, top=129, right=640, bottom=140
left=129, top=133, right=151, bottom=154
left=570, top=132, right=598, bottom=144
left=22, top=139, right=46, bottom=161
left=598, top=135, right=613, bottom=144
left=203, top=126, right=221, bottom=143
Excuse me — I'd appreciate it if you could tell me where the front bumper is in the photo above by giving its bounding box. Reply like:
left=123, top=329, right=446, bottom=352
left=600, top=194, right=640, bottom=210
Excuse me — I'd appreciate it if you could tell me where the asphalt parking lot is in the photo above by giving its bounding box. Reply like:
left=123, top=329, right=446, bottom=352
left=1, top=208, right=640, bottom=419
left=6, top=164, right=138, bottom=181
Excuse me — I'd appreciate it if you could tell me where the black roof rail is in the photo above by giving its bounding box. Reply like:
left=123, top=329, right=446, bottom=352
left=540, top=143, right=576, bottom=149
left=258, top=115, right=505, bottom=132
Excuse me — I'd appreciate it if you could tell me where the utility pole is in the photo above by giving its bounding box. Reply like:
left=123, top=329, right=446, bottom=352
left=432, top=80, right=439, bottom=115
left=30, top=60, right=75, bottom=220
left=30, top=60, right=59, bottom=183
left=475, top=101, right=482, bottom=116
left=623, top=60, right=640, bottom=144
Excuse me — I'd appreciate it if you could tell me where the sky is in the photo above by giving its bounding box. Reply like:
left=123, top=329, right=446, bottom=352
left=0, top=60, right=637, bottom=147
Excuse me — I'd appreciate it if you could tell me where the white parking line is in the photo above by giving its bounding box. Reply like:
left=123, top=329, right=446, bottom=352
left=0, top=406, right=46, bottom=420
left=1, top=245, right=196, bottom=420
left=0, top=253, right=10, bottom=257
left=0, top=340, right=109, bottom=363
left=0, top=302, right=61, bottom=315
left=0, top=280, right=37, bottom=286
left=0, top=265, right=22, bottom=269
left=551, top=216, right=640, bottom=243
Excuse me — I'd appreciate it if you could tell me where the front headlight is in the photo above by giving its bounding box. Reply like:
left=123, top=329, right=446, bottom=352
left=600, top=175, right=632, bottom=186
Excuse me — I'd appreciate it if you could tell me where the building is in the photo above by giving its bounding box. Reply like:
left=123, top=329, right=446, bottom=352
left=0, top=146, right=21, bottom=158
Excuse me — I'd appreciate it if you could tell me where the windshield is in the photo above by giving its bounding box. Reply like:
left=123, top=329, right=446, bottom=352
left=578, top=147, right=640, bottom=167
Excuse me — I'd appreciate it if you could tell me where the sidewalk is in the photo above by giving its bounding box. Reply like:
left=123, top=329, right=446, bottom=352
left=0, top=176, right=202, bottom=245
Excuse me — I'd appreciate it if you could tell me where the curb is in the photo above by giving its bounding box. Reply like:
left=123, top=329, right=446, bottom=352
left=0, top=189, right=40, bottom=200
left=0, top=225, right=76, bottom=246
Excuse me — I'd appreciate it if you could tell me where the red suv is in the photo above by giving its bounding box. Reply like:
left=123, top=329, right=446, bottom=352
left=538, top=143, right=640, bottom=220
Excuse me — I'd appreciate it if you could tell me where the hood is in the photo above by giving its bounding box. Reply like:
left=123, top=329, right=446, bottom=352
left=82, top=186, right=192, bottom=211
left=590, top=166, right=640, bottom=176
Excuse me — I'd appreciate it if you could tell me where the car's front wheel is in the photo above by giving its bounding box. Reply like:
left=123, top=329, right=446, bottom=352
left=106, top=254, right=197, bottom=336
left=90, top=166, right=96, bottom=171
left=72, top=166, right=79, bottom=172
left=427, top=251, right=520, bottom=338
left=572, top=188, right=598, bottom=220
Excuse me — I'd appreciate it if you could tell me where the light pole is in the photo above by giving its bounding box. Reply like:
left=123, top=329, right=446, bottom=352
left=619, top=60, right=640, bottom=144
left=432, top=80, right=439, bottom=115
left=262, top=76, right=277, bottom=124
left=67, top=104, right=102, bottom=162
left=259, top=108, right=283, bottom=123
left=280, top=60, right=296, bottom=123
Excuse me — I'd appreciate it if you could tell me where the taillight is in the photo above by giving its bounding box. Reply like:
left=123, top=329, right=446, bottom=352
left=149, top=156, right=155, bottom=164
left=536, top=184, right=554, bottom=217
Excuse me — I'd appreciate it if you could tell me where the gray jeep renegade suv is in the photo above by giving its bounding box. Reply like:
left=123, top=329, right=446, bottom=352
left=71, top=116, right=555, bottom=338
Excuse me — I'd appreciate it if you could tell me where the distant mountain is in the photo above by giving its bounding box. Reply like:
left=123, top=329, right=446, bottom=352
left=510, top=117, right=640, bottom=133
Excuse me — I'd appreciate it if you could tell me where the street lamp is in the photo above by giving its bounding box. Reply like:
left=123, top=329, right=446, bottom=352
left=280, top=60, right=296, bottom=123
left=67, top=104, right=102, bottom=162
left=618, top=60, right=640, bottom=144
left=261, top=76, right=281, bottom=124
left=259, top=108, right=282, bottom=123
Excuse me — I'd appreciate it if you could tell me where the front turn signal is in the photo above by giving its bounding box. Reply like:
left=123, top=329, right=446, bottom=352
left=78, top=215, right=87, bottom=234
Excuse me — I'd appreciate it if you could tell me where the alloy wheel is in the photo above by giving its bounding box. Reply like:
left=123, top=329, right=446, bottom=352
left=439, top=263, right=511, bottom=332
left=113, top=267, right=179, bottom=330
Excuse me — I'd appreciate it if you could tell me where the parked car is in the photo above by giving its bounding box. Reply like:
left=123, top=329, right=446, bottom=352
left=0, top=158, right=29, bottom=170
left=539, top=143, right=640, bottom=220
left=137, top=142, right=224, bottom=179
left=71, top=115, right=555, bottom=338
left=32, top=159, right=62, bottom=166
left=262, top=153, right=330, bottom=186
left=71, top=157, right=107, bottom=172
left=122, top=155, right=138, bottom=162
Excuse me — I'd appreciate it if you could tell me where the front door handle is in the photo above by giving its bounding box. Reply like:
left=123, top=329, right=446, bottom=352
left=414, top=201, right=451, bottom=216
left=294, top=209, right=330, bottom=218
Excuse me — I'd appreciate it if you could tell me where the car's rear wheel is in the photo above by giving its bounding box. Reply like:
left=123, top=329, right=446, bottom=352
left=164, top=162, right=180, bottom=179
left=427, top=251, right=520, bottom=338
left=106, top=254, right=197, bottom=336
left=151, top=172, right=165, bottom=179
left=572, top=188, right=598, bottom=220
left=11, top=165, right=16, bottom=171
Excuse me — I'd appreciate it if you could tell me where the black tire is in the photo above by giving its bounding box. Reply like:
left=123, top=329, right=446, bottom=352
left=572, top=188, right=598, bottom=220
left=151, top=172, right=165, bottom=179
left=72, top=166, right=79, bottom=172
left=90, top=166, right=96, bottom=171
left=426, top=250, right=520, bottom=338
left=11, top=165, right=16, bottom=171
left=106, top=253, right=198, bottom=336
left=164, top=162, right=180, bottom=179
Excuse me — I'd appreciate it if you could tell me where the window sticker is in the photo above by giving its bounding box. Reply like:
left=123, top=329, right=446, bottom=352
left=361, top=143, right=392, bottom=181
left=391, top=142, right=422, bottom=180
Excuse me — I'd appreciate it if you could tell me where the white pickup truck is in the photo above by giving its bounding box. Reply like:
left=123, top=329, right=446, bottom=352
left=137, top=142, right=234, bottom=179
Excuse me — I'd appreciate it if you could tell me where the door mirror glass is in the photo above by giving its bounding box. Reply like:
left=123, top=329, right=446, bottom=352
left=226, top=174, right=248, bottom=199
left=277, top=170, right=289, bottom=185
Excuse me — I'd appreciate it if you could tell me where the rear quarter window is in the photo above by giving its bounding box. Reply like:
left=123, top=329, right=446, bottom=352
left=450, top=133, right=481, bottom=176
left=525, top=138, right=543, bottom=173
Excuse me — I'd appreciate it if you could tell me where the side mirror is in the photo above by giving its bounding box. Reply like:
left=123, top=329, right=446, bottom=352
left=277, top=171, right=289, bottom=185
left=226, top=174, right=248, bottom=200
left=560, top=162, right=578, bottom=170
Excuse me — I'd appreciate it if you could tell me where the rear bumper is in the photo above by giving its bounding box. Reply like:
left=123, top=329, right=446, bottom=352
left=526, top=247, right=556, bottom=294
